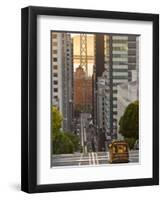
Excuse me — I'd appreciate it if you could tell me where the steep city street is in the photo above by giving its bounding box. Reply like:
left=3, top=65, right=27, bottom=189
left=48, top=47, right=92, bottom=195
left=52, top=150, right=139, bottom=167
left=52, top=111, right=139, bottom=167
left=51, top=33, right=140, bottom=168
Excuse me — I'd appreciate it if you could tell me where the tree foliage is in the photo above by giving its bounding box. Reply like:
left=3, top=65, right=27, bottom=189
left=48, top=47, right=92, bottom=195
left=64, top=132, right=80, bottom=152
left=52, top=106, right=62, bottom=137
left=124, top=137, right=136, bottom=149
left=52, top=106, right=80, bottom=154
left=119, top=101, right=139, bottom=140
left=53, top=132, right=74, bottom=154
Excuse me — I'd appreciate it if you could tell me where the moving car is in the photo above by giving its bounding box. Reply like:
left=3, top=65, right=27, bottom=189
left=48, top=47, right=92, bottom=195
left=109, top=140, right=129, bottom=163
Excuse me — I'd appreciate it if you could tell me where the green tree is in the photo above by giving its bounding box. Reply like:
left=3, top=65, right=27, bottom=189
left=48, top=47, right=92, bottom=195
left=53, top=132, right=74, bottom=154
left=52, top=106, right=80, bottom=154
left=52, top=106, right=62, bottom=138
left=64, top=132, right=80, bottom=151
left=119, top=101, right=139, bottom=140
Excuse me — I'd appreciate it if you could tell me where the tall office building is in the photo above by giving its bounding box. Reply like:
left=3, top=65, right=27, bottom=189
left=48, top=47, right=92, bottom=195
left=103, top=34, right=139, bottom=143
left=128, top=35, right=139, bottom=82
left=92, top=34, right=139, bottom=147
left=93, top=34, right=105, bottom=151
left=74, top=66, right=92, bottom=113
left=93, top=35, right=105, bottom=125
left=51, top=32, right=73, bottom=131
left=110, top=35, right=129, bottom=139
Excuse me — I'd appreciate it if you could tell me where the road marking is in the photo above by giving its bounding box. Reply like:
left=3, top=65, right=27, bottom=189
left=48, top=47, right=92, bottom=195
left=52, top=151, right=139, bottom=166
left=107, top=151, right=110, bottom=162
left=95, top=152, right=99, bottom=165
left=78, top=153, right=83, bottom=166
left=91, top=152, right=96, bottom=165
left=88, top=153, right=91, bottom=165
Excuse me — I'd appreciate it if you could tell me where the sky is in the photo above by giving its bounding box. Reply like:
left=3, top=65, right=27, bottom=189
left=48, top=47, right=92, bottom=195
left=71, top=34, right=94, bottom=76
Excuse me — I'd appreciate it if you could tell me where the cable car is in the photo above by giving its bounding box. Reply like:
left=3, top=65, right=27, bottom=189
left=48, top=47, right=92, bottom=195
left=109, top=140, right=129, bottom=163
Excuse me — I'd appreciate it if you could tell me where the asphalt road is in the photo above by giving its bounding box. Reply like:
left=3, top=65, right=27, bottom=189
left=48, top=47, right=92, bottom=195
left=52, top=150, right=139, bottom=167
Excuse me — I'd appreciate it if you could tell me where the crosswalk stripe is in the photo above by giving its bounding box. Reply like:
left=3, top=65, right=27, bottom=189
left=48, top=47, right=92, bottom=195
left=95, top=152, right=99, bottom=165
left=52, top=151, right=139, bottom=166
left=89, top=153, right=91, bottom=165
left=92, top=152, right=96, bottom=165
left=78, top=153, right=83, bottom=165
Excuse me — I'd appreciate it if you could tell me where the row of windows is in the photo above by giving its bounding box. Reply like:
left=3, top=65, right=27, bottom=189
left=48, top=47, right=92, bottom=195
left=113, top=46, right=128, bottom=51
left=113, top=68, right=128, bottom=72
left=52, top=34, right=57, bottom=39
left=113, top=58, right=128, bottom=62
left=112, top=36, right=128, bottom=40
left=112, top=40, right=128, bottom=44
left=113, top=61, right=128, bottom=65
left=113, top=72, right=128, bottom=77
left=113, top=54, right=128, bottom=58
left=113, top=76, right=128, bottom=79
left=53, top=57, right=71, bottom=63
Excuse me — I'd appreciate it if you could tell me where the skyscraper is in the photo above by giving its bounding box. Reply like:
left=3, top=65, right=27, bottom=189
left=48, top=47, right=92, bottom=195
left=93, top=34, right=105, bottom=151
left=92, top=34, right=139, bottom=147
left=51, top=32, right=73, bottom=131
left=103, top=34, right=139, bottom=143
left=74, top=66, right=92, bottom=114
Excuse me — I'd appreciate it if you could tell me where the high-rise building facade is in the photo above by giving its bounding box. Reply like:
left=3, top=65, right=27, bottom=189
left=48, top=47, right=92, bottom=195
left=74, top=66, right=92, bottom=113
left=93, top=34, right=105, bottom=151
left=51, top=32, right=73, bottom=131
left=117, top=80, right=138, bottom=131
left=92, top=34, right=139, bottom=146
left=103, top=34, right=139, bottom=143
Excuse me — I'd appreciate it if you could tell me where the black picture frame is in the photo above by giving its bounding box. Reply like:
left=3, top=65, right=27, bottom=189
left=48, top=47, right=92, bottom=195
left=21, top=6, right=159, bottom=193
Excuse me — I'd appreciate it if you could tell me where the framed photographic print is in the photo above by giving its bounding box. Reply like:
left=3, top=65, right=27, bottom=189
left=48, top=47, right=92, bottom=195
left=21, top=6, right=159, bottom=193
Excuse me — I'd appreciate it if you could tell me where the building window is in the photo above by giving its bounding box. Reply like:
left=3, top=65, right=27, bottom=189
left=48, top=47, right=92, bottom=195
left=53, top=42, right=57, bottom=46
left=53, top=58, right=57, bottom=62
left=53, top=80, right=58, bottom=85
left=53, top=65, right=58, bottom=70
left=53, top=50, right=57, bottom=54
left=54, top=88, right=58, bottom=92
left=53, top=73, right=58, bottom=77
left=52, top=34, right=57, bottom=39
